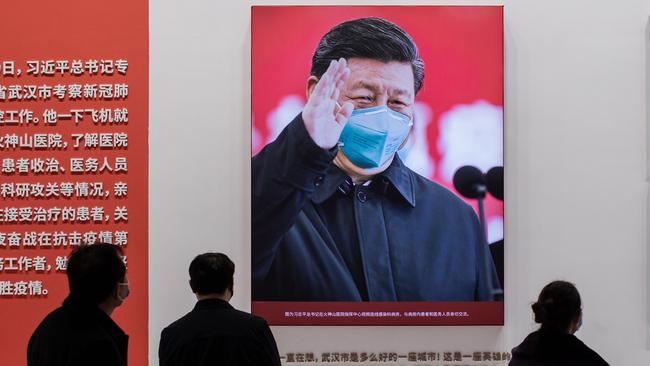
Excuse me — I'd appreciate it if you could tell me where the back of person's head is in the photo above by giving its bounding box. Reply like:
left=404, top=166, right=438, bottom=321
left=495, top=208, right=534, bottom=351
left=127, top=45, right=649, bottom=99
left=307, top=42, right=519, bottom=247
left=67, top=243, right=126, bottom=305
left=189, top=253, right=235, bottom=295
left=532, top=280, right=582, bottom=332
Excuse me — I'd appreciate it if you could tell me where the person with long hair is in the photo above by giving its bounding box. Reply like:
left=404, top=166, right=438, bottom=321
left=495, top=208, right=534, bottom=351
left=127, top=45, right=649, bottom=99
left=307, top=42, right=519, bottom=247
left=510, top=281, right=608, bottom=365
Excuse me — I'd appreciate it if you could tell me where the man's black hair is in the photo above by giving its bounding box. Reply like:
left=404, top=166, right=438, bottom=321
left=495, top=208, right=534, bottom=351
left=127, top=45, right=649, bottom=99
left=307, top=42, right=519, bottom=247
left=311, top=17, right=425, bottom=94
left=532, top=280, right=582, bottom=332
left=189, top=253, right=235, bottom=295
left=67, top=243, right=126, bottom=304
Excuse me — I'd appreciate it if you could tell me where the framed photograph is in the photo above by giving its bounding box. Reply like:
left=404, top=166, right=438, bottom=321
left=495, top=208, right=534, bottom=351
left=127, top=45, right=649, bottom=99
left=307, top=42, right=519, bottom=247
left=251, top=5, right=504, bottom=325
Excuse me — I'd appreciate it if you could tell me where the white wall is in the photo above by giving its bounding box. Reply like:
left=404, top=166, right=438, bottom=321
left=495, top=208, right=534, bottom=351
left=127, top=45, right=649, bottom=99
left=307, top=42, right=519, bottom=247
left=150, top=0, right=650, bottom=364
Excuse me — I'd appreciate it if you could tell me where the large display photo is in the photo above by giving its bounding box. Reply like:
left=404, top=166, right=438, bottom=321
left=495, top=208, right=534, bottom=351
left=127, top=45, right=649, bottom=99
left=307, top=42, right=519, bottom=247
left=251, top=6, right=504, bottom=325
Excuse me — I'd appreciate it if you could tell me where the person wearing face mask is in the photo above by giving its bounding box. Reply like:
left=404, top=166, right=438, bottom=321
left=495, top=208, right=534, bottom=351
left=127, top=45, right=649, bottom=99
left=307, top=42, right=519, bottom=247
left=158, top=253, right=281, bottom=366
left=252, top=17, right=500, bottom=302
left=509, top=281, right=608, bottom=365
left=27, top=243, right=130, bottom=366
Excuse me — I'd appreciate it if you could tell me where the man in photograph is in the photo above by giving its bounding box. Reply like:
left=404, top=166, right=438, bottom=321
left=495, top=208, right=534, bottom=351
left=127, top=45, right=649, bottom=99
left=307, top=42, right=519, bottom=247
left=252, top=17, right=500, bottom=301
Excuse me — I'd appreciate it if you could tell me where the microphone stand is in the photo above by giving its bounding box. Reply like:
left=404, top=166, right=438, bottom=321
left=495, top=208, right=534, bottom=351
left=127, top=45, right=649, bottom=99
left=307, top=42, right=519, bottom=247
left=475, top=184, right=503, bottom=301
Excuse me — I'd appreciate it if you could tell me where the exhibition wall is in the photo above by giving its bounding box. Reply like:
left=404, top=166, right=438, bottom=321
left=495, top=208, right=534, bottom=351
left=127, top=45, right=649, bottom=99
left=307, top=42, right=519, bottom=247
left=0, top=1, right=148, bottom=365
left=146, top=0, right=650, bottom=365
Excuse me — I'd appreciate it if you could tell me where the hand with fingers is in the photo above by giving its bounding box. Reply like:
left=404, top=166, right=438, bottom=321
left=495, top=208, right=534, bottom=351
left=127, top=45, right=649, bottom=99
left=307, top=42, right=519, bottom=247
left=303, top=58, right=355, bottom=150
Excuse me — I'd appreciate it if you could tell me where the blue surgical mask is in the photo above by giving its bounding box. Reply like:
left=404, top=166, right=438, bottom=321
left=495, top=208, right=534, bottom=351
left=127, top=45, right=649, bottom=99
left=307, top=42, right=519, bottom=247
left=117, top=282, right=130, bottom=302
left=339, top=105, right=413, bottom=168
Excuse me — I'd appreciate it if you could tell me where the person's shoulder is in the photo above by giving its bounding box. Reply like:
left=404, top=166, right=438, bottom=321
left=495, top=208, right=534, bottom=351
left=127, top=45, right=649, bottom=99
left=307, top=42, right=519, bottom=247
left=570, top=336, right=609, bottom=365
left=230, top=308, right=271, bottom=329
left=39, top=305, right=67, bottom=322
left=162, top=306, right=269, bottom=335
left=32, top=305, right=76, bottom=334
left=29, top=304, right=96, bottom=355
left=510, top=330, right=541, bottom=357
left=511, top=331, right=608, bottom=366
left=161, top=310, right=195, bottom=335
left=30, top=306, right=63, bottom=343
left=408, top=168, right=473, bottom=212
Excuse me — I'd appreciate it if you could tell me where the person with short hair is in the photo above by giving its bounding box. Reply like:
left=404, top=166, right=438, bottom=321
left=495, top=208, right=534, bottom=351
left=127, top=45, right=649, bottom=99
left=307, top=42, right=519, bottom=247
left=159, top=253, right=281, bottom=366
left=252, top=17, right=500, bottom=301
left=28, top=243, right=130, bottom=366
left=509, top=281, right=608, bottom=366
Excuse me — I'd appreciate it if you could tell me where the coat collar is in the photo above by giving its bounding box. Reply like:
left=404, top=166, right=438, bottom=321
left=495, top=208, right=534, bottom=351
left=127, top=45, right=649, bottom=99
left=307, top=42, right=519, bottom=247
left=193, top=298, right=234, bottom=311
left=311, top=156, right=416, bottom=207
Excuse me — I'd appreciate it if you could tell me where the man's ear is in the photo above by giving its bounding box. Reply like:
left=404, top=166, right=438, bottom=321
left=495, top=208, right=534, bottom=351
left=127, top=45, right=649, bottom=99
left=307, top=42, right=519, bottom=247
left=189, top=279, right=196, bottom=294
left=306, top=76, right=319, bottom=99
